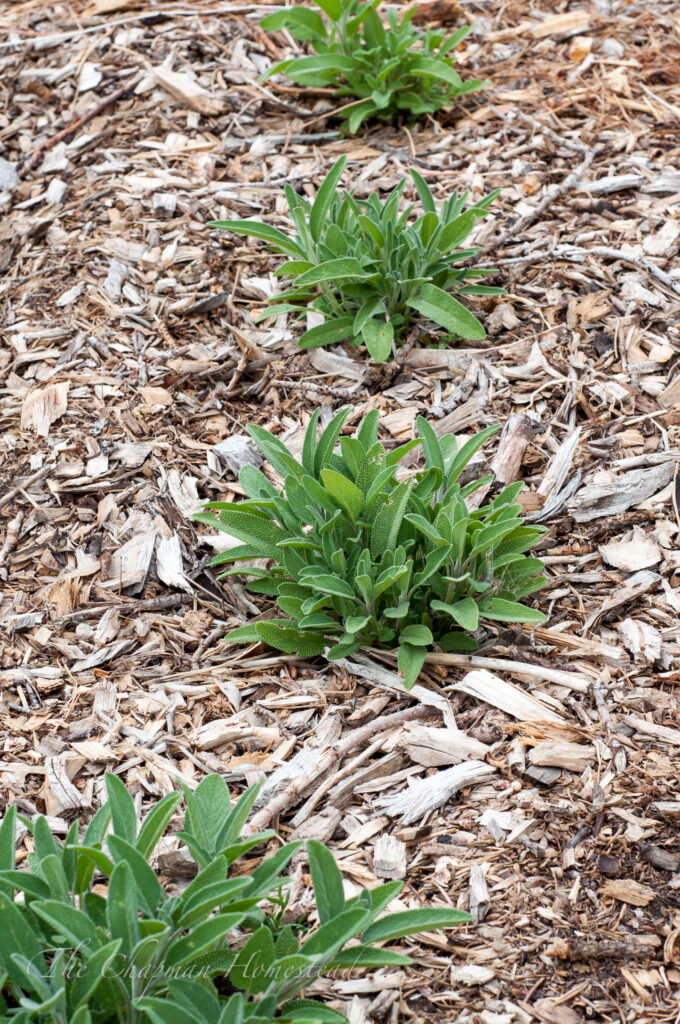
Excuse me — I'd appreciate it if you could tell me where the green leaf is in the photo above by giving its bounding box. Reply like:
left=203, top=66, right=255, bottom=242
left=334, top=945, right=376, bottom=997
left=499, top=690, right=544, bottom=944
left=432, top=596, right=479, bottom=632
left=362, top=319, right=394, bottom=362
left=107, top=835, right=165, bottom=913
left=408, top=55, right=463, bottom=88
left=310, top=156, right=346, bottom=241
left=199, top=506, right=287, bottom=560
left=256, top=622, right=328, bottom=656
left=165, top=913, right=245, bottom=968
left=308, top=840, right=345, bottom=924
left=370, top=481, right=411, bottom=558
left=106, top=861, right=139, bottom=955
left=447, top=423, right=501, bottom=484
left=135, top=998, right=204, bottom=1024
left=260, top=7, right=326, bottom=41
left=280, top=1000, right=347, bottom=1023
left=229, top=924, right=275, bottom=994
left=313, top=0, right=342, bottom=19
left=416, top=416, right=444, bottom=473
left=208, top=219, right=304, bottom=259
left=407, top=283, right=486, bottom=341
left=439, top=631, right=479, bottom=652
left=478, top=598, right=547, bottom=624
left=0, top=805, right=16, bottom=880
left=294, top=258, right=364, bottom=288
left=362, top=907, right=472, bottom=943
left=397, top=643, right=427, bottom=689
left=328, top=946, right=411, bottom=969
left=411, top=168, right=436, bottom=214
left=399, top=624, right=433, bottom=646
left=0, top=891, right=47, bottom=992
left=314, top=406, right=351, bottom=474
left=32, top=900, right=99, bottom=950
left=298, top=317, right=355, bottom=349
left=302, top=408, right=321, bottom=476
left=320, top=468, right=363, bottom=521
left=136, top=789, right=181, bottom=859
left=300, top=906, right=370, bottom=959
left=104, top=772, right=137, bottom=844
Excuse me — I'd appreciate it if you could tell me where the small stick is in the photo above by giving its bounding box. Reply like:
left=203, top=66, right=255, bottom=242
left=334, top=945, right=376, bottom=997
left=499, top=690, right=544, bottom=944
left=486, top=148, right=596, bottom=254
left=0, top=511, right=24, bottom=577
left=0, top=464, right=53, bottom=510
left=244, top=703, right=433, bottom=834
left=481, top=244, right=680, bottom=299
left=54, top=594, right=192, bottom=628
left=420, top=652, right=591, bottom=692
left=18, top=83, right=135, bottom=176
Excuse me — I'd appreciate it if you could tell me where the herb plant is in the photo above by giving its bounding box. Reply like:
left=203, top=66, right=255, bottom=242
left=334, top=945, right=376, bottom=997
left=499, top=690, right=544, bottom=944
left=0, top=773, right=470, bottom=1023
left=197, top=410, right=547, bottom=688
left=210, top=157, right=501, bottom=362
left=259, top=0, right=486, bottom=133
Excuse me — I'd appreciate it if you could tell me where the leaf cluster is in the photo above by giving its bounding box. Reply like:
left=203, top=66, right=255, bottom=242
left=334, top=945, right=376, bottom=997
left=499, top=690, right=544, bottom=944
left=0, top=775, right=470, bottom=1023
left=260, top=0, right=486, bottom=132
left=197, top=409, right=547, bottom=687
left=211, top=157, right=502, bottom=361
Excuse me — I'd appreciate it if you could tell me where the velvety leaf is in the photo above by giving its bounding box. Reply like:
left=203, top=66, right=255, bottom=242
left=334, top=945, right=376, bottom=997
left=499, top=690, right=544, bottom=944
left=397, top=642, right=427, bottom=689
left=298, top=317, right=355, bottom=350
left=320, top=468, right=364, bottom=521
left=361, top=318, right=394, bottom=362
left=399, top=624, right=433, bottom=646
left=407, top=283, right=486, bottom=341
left=431, top=596, right=479, bottom=632
left=362, top=907, right=472, bottom=943
left=478, top=598, right=547, bottom=623
left=308, top=840, right=345, bottom=925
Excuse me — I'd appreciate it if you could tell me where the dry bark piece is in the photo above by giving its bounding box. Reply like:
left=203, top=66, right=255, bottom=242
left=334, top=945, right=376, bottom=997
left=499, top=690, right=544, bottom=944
left=568, top=463, right=676, bottom=522
left=377, top=760, right=496, bottom=824
left=152, top=67, right=226, bottom=115
left=196, top=721, right=281, bottom=751
left=527, top=740, right=595, bottom=771
left=42, top=755, right=87, bottom=815
left=489, top=413, right=532, bottom=485
left=469, top=862, right=490, bottom=923
left=373, top=834, right=407, bottom=880
left=454, top=670, right=564, bottom=723
left=615, top=618, right=661, bottom=664
left=599, top=527, right=662, bottom=571
left=20, top=383, right=69, bottom=436
left=400, top=723, right=489, bottom=766
left=601, top=878, right=656, bottom=907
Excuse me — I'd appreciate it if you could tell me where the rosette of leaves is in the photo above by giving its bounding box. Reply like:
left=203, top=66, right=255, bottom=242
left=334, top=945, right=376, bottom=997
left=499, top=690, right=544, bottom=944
left=210, top=157, right=502, bottom=362
left=259, top=0, right=486, bottom=133
left=196, top=409, right=547, bottom=688
left=0, top=774, right=470, bottom=1023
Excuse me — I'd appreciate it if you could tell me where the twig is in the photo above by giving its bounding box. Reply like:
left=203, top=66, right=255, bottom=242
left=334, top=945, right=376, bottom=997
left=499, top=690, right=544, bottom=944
left=54, top=594, right=192, bottom=628
left=493, top=106, right=586, bottom=155
left=486, top=148, right=596, bottom=254
left=0, top=464, right=53, bottom=510
left=481, top=244, right=680, bottom=299
left=0, top=511, right=24, bottom=578
left=591, top=675, right=626, bottom=772
left=639, top=83, right=680, bottom=122
left=1, top=7, right=288, bottom=51
left=244, top=703, right=433, bottom=834
left=419, top=651, right=591, bottom=692
left=18, top=83, right=137, bottom=176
